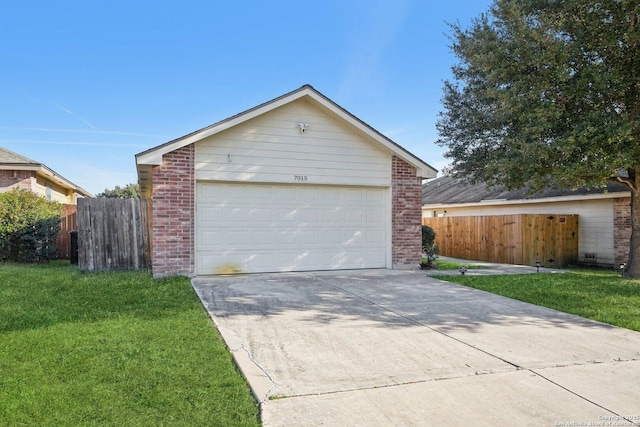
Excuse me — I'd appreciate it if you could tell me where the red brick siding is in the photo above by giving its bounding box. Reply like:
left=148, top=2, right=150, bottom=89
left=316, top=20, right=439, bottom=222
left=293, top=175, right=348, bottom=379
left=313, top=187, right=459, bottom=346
left=151, top=145, right=195, bottom=278
left=391, top=156, right=422, bottom=268
left=614, top=197, right=631, bottom=266
left=0, top=170, right=35, bottom=192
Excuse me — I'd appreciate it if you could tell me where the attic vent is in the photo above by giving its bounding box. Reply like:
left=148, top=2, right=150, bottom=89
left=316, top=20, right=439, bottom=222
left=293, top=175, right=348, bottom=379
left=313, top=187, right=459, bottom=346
left=584, top=253, right=597, bottom=261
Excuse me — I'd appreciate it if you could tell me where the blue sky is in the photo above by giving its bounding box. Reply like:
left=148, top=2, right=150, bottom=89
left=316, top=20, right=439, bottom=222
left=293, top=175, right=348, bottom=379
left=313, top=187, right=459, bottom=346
left=1, top=0, right=492, bottom=195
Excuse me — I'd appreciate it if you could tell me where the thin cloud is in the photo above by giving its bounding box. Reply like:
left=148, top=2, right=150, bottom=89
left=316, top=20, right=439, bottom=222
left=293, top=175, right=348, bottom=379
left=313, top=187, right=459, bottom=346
left=0, top=126, right=167, bottom=138
left=54, top=103, right=99, bottom=130
left=0, top=139, right=149, bottom=147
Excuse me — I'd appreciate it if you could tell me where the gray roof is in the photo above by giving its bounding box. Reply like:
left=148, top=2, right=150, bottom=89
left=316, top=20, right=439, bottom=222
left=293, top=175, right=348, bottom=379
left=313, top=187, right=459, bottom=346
left=0, top=146, right=39, bottom=165
left=422, top=176, right=629, bottom=205
left=0, top=146, right=94, bottom=198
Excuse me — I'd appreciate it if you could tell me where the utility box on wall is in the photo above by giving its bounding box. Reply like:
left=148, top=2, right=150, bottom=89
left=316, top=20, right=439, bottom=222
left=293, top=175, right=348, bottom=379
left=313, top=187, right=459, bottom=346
left=423, top=214, right=579, bottom=267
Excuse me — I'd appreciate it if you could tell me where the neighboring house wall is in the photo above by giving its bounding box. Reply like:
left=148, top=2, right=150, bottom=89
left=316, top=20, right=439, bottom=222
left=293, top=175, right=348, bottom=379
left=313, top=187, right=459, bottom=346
left=392, top=156, right=422, bottom=267
left=424, top=197, right=618, bottom=266
left=33, top=178, right=74, bottom=204
left=151, top=145, right=195, bottom=278
left=0, top=170, right=33, bottom=191
left=0, top=170, right=77, bottom=204
left=614, top=197, right=631, bottom=266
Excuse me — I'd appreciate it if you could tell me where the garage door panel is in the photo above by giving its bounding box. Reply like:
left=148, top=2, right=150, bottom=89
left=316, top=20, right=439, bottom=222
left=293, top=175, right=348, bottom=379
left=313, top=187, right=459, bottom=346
left=367, top=250, right=386, bottom=264
left=322, top=209, right=341, bottom=223
left=323, top=230, right=342, bottom=244
left=367, top=208, right=385, bottom=222
left=197, top=206, right=224, bottom=225
left=300, top=188, right=321, bottom=201
left=345, top=189, right=363, bottom=202
left=196, top=183, right=388, bottom=274
left=364, top=229, right=384, bottom=245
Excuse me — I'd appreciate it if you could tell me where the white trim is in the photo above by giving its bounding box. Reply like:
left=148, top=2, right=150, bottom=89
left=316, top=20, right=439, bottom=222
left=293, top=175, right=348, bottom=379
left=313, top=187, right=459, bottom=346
left=422, top=191, right=631, bottom=211
left=385, top=186, right=393, bottom=269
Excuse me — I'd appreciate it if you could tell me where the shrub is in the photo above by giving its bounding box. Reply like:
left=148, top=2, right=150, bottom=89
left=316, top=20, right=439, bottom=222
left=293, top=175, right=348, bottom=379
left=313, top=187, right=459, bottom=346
left=0, top=189, right=62, bottom=262
left=421, top=225, right=440, bottom=268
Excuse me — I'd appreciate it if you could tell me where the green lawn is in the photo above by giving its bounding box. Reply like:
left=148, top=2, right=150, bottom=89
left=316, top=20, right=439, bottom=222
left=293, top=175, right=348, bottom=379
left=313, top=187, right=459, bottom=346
left=0, top=262, right=260, bottom=426
left=429, top=260, right=484, bottom=270
left=435, top=268, right=640, bottom=332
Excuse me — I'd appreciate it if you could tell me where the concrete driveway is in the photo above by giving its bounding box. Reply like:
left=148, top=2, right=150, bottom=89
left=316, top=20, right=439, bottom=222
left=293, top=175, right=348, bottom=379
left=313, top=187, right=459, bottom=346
left=192, top=269, right=640, bottom=426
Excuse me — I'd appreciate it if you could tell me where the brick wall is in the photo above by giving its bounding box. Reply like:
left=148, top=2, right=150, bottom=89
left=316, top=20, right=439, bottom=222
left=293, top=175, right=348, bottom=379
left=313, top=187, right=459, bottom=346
left=391, top=156, right=422, bottom=268
left=0, top=170, right=34, bottom=192
left=614, top=197, right=631, bottom=266
left=151, top=145, right=195, bottom=278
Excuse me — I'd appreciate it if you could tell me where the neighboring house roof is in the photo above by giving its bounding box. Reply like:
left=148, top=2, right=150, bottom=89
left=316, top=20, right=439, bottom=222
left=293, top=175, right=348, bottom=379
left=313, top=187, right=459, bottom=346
left=423, top=176, right=630, bottom=206
left=0, top=146, right=94, bottom=198
left=136, top=84, right=437, bottom=197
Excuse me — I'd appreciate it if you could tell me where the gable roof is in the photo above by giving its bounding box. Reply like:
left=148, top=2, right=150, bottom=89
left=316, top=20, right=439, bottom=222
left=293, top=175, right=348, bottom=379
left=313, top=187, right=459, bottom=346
left=423, top=176, right=630, bottom=206
left=0, top=146, right=39, bottom=164
left=136, top=85, right=437, bottom=197
left=0, top=146, right=94, bottom=198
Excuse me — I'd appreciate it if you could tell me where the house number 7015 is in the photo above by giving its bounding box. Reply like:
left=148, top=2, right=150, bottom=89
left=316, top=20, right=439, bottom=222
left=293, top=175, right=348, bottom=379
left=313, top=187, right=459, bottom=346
left=294, top=175, right=308, bottom=182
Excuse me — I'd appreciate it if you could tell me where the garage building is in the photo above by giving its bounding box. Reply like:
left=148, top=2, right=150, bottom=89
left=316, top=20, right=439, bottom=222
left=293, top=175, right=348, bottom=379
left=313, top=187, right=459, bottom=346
left=136, top=85, right=436, bottom=278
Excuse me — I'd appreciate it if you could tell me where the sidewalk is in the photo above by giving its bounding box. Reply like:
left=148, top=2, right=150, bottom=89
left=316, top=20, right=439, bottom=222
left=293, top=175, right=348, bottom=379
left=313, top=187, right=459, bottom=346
left=424, top=256, right=567, bottom=276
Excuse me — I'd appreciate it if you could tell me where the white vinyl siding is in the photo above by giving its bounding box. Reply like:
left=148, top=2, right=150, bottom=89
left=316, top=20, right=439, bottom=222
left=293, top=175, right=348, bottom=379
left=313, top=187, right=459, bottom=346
left=195, top=98, right=391, bottom=187
left=196, top=182, right=389, bottom=274
left=424, top=199, right=615, bottom=265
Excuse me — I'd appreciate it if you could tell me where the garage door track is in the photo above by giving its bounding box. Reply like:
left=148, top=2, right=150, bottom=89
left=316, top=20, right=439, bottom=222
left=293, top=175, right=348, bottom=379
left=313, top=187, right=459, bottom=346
left=192, top=270, right=640, bottom=426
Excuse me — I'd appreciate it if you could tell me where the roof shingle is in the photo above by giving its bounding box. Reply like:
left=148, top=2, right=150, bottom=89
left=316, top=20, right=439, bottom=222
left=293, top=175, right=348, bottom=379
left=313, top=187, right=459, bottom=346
left=422, top=176, right=629, bottom=205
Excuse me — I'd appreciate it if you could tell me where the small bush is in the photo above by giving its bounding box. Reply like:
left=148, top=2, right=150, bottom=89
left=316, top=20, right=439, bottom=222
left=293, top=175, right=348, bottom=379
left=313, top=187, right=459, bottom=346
left=421, top=225, right=440, bottom=268
left=0, top=189, right=62, bottom=262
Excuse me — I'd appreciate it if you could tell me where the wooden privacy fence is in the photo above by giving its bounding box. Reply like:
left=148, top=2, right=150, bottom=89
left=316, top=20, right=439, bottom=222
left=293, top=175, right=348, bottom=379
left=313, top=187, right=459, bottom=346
left=77, top=198, right=152, bottom=271
left=423, top=214, right=579, bottom=267
left=55, top=204, right=77, bottom=259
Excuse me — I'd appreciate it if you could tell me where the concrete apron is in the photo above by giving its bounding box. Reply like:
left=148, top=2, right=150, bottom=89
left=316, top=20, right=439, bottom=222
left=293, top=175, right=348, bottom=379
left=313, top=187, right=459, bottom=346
left=192, top=270, right=640, bottom=427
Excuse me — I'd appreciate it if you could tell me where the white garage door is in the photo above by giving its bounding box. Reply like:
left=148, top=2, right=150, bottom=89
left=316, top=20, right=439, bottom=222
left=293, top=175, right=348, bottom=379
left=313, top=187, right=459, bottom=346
left=196, top=182, right=388, bottom=274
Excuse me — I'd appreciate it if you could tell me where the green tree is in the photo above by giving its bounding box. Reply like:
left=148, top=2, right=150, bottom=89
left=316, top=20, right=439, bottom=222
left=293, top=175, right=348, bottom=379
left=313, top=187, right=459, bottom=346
left=0, top=189, right=62, bottom=262
left=97, top=183, right=140, bottom=198
left=421, top=225, right=440, bottom=268
left=437, top=0, right=640, bottom=276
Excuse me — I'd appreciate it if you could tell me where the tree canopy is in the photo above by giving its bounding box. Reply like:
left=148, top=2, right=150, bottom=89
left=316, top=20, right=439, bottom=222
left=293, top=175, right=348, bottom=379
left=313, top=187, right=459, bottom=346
left=438, top=0, right=639, bottom=190
left=96, top=183, right=141, bottom=199
left=437, top=0, right=640, bottom=275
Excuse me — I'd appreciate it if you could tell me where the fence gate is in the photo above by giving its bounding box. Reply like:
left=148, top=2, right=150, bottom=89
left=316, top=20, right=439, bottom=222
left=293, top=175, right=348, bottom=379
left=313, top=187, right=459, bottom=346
left=77, top=198, right=152, bottom=272
left=423, top=214, right=579, bottom=267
